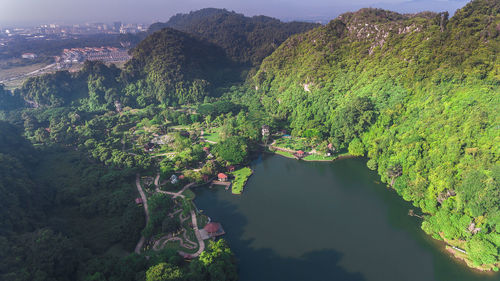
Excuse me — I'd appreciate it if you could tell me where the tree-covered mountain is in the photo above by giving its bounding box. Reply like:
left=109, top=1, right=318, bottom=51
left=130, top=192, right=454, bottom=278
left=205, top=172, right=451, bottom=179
left=11, top=10, right=318, bottom=108
left=149, top=8, right=320, bottom=65
left=122, top=27, right=239, bottom=105
left=12, top=60, right=123, bottom=110
left=252, top=0, right=499, bottom=269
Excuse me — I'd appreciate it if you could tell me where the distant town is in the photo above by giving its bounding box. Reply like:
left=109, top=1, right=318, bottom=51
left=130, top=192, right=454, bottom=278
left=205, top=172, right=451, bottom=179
left=56, top=46, right=131, bottom=68
left=0, top=21, right=147, bottom=37
left=0, top=22, right=147, bottom=47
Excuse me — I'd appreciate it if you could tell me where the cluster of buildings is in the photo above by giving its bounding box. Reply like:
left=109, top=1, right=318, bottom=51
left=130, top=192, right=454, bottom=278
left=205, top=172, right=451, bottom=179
left=0, top=22, right=147, bottom=37
left=57, top=46, right=131, bottom=66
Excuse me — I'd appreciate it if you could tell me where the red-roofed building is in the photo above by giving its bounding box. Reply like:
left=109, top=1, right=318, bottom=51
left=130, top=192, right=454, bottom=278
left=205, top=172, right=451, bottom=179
left=296, top=150, right=305, bottom=157
left=135, top=198, right=143, bottom=204
left=201, top=222, right=225, bottom=239
left=204, top=222, right=221, bottom=234
left=218, top=173, right=228, bottom=181
left=179, top=175, right=185, bottom=180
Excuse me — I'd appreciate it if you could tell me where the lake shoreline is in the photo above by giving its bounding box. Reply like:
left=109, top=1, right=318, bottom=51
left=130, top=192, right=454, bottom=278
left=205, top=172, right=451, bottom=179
left=195, top=154, right=500, bottom=279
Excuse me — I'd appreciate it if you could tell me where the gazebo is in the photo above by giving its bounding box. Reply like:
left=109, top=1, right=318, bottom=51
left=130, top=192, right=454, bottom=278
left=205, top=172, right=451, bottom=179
left=204, top=222, right=221, bottom=234
left=296, top=150, right=305, bottom=157
left=200, top=222, right=225, bottom=239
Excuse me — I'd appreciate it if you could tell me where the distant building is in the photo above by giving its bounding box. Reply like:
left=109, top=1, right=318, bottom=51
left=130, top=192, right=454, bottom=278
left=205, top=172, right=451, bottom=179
left=227, top=165, right=235, bottom=172
left=113, top=22, right=122, bottom=32
left=135, top=198, right=143, bottom=204
left=21, top=53, right=37, bottom=59
left=218, top=173, right=228, bottom=182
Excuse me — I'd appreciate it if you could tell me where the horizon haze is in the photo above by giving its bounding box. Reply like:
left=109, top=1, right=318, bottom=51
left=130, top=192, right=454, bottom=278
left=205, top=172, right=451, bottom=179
left=0, top=0, right=470, bottom=26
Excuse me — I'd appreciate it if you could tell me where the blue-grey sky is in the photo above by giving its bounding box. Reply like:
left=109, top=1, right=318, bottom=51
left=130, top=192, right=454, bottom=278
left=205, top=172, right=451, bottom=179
left=0, top=0, right=470, bottom=26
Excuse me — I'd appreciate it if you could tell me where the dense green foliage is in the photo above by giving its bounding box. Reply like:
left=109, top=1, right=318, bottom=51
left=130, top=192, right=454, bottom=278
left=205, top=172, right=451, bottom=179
left=16, top=61, right=123, bottom=109
left=149, top=8, right=319, bottom=65
left=252, top=0, right=500, bottom=268
left=122, top=28, right=239, bottom=105
left=214, top=136, right=249, bottom=165
left=142, top=194, right=176, bottom=238
left=81, top=239, right=236, bottom=281
left=0, top=121, right=145, bottom=280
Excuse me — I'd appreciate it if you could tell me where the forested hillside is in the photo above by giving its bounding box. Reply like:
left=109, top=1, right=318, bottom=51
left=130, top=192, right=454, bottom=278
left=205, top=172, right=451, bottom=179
left=253, top=0, right=500, bottom=269
left=0, top=121, right=146, bottom=280
left=149, top=8, right=319, bottom=65
left=0, top=117, right=239, bottom=280
left=122, top=27, right=239, bottom=105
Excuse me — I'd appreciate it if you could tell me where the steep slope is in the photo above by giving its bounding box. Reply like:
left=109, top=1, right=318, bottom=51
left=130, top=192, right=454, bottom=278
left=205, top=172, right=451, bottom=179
left=149, top=8, right=319, bottom=65
left=122, top=27, right=237, bottom=105
left=254, top=0, right=500, bottom=269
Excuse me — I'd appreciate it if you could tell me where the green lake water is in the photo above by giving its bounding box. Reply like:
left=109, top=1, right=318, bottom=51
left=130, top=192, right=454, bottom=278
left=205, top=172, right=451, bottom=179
left=194, top=155, right=500, bottom=281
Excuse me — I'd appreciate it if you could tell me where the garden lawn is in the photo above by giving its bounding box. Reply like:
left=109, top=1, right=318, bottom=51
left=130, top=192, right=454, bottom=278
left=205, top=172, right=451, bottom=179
left=303, top=154, right=336, bottom=161
left=274, top=150, right=295, bottom=158
left=203, top=130, right=220, bottom=143
left=231, top=167, right=253, bottom=195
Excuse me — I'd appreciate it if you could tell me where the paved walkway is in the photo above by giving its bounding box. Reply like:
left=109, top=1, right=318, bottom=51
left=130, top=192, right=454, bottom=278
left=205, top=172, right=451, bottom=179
left=178, top=209, right=205, bottom=258
left=134, top=173, right=205, bottom=257
left=154, top=173, right=194, bottom=199
left=134, top=174, right=150, bottom=254
left=152, top=210, right=198, bottom=251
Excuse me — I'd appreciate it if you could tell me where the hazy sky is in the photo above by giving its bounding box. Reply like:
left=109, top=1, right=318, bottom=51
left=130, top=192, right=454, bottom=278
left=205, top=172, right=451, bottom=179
left=0, top=0, right=470, bottom=26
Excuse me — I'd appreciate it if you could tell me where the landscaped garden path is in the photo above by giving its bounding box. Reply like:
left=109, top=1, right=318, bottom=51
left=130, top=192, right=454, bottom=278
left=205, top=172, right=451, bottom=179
left=134, top=173, right=205, bottom=257
left=154, top=173, right=194, bottom=198
left=152, top=210, right=197, bottom=251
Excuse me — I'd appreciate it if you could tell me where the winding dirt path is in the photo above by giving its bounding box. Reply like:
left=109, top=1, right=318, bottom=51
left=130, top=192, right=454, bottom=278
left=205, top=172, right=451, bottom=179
left=134, top=174, right=150, bottom=254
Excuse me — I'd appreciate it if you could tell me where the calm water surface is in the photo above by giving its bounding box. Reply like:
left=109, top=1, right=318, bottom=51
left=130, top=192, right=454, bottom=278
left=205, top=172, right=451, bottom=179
left=194, top=155, right=500, bottom=281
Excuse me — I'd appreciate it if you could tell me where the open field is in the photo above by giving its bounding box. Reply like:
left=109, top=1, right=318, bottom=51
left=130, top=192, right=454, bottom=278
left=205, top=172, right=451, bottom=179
left=0, top=62, right=52, bottom=88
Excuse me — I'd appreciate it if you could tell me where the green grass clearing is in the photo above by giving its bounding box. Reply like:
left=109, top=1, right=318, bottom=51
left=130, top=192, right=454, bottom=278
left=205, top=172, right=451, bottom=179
left=274, top=137, right=309, bottom=151
left=303, top=154, right=336, bottom=161
left=230, top=167, right=253, bottom=194
left=203, top=130, right=220, bottom=143
left=274, top=150, right=295, bottom=158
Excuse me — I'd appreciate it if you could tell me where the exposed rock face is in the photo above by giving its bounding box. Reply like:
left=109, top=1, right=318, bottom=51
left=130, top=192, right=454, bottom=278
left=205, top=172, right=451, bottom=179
left=337, top=9, right=432, bottom=55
